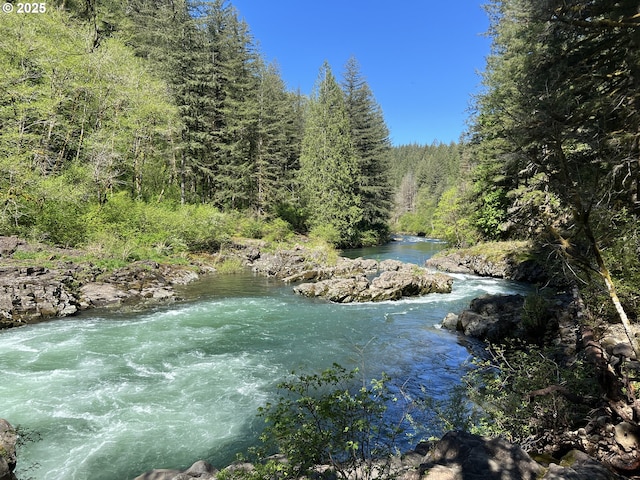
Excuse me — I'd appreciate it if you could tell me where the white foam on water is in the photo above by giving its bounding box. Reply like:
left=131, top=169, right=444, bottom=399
left=1, top=239, right=532, bottom=480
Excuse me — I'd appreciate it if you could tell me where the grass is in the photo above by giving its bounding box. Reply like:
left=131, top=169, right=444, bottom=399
left=214, top=257, right=245, bottom=274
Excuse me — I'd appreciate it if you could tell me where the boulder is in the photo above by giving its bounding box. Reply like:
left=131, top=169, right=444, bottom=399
left=422, top=430, right=544, bottom=480
left=442, top=294, right=525, bottom=342
left=368, top=270, right=453, bottom=301
left=293, top=269, right=452, bottom=303
left=418, top=431, right=625, bottom=480
left=133, top=460, right=217, bottom=480
left=293, top=276, right=371, bottom=303
left=542, top=449, right=627, bottom=480
left=0, top=419, right=17, bottom=480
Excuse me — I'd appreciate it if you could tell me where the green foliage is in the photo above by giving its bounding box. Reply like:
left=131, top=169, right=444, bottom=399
left=431, top=186, right=480, bottom=247
left=468, top=0, right=640, bottom=331
left=389, top=143, right=463, bottom=238
left=309, top=224, right=342, bottom=246
left=463, top=343, right=600, bottom=447
left=473, top=188, right=508, bottom=240
left=521, top=291, right=551, bottom=335
left=262, top=218, right=294, bottom=242
left=84, top=192, right=232, bottom=259
left=214, top=257, right=245, bottom=274
left=256, top=364, right=399, bottom=480
left=299, top=63, right=363, bottom=248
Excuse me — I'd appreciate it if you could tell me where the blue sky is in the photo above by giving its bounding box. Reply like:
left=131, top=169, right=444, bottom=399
left=230, top=0, right=491, bottom=146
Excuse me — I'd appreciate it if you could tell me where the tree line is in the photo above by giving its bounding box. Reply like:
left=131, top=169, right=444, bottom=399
left=0, top=0, right=392, bottom=249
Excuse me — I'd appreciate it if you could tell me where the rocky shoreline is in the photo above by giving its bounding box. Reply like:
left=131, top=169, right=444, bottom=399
left=0, top=236, right=207, bottom=329
left=131, top=429, right=628, bottom=480
left=0, top=236, right=454, bottom=328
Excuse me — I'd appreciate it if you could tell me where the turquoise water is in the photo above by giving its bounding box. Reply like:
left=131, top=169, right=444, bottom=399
left=0, top=237, right=530, bottom=479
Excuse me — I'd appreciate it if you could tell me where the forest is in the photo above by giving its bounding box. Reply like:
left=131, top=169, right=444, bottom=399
left=2, top=0, right=640, bottom=473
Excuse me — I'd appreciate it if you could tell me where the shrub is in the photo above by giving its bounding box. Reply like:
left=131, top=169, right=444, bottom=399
left=463, top=343, right=600, bottom=449
left=309, top=224, right=341, bottom=246
left=263, top=218, right=293, bottom=242
left=255, top=364, right=399, bottom=480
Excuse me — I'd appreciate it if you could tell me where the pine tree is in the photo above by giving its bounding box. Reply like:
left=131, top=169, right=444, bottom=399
left=342, top=57, right=392, bottom=238
left=299, top=62, right=362, bottom=247
left=252, top=61, right=303, bottom=215
left=203, top=0, right=260, bottom=209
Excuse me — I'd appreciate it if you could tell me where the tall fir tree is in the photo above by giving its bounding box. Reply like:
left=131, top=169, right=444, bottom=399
left=342, top=57, right=393, bottom=238
left=252, top=61, right=303, bottom=215
left=299, top=62, right=362, bottom=246
left=203, top=0, right=260, bottom=209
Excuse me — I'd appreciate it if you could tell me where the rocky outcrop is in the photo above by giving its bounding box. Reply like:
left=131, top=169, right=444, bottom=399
left=293, top=268, right=453, bottom=303
left=0, top=266, right=81, bottom=328
left=236, top=243, right=453, bottom=303
left=0, top=419, right=17, bottom=480
left=441, top=291, right=581, bottom=353
left=0, top=239, right=202, bottom=328
left=133, top=460, right=217, bottom=480
left=78, top=261, right=199, bottom=310
left=441, top=294, right=526, bottom=342
left=425, top=243, right=550, bottom=284
left=248, top=245, right=378, bottom=282
left=418, top=431, right=625, bottom=480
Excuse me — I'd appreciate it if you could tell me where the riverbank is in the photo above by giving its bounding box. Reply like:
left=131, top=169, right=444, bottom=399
left=2, top=234, right=636, bottom=478
left=0, top=235, right=454, bottom=328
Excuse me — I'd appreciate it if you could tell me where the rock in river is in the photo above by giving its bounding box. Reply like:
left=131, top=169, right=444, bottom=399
left=293, top=265, right=453, bottom=303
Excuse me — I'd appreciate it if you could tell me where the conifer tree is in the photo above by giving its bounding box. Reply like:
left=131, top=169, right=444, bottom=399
left=203, top=0, right=260, bottom=209
left=252, top=62, right=303, bottom=215
left=299, top=62, right=362, bottom=246
left=342, top=57, right=392, bottom=237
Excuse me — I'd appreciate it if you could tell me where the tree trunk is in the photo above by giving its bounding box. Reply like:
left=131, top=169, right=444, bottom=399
left=584, top=221, right=640, bottom=359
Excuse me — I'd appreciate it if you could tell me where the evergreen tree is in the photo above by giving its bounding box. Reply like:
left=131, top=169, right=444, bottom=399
left=126, top=0, right=216, bottom=204
left=203, top=0, right=260, bottom=209
left=342, top=57, right=392, bottom=238
left=471, top=0, right=640, bottom=353
left=252, top=62, right=303, bottom=215
left=299, top=62, right=362, bottom=247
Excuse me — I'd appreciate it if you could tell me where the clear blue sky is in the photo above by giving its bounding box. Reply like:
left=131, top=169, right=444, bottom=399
left=230, top=0, right=491, bottom=146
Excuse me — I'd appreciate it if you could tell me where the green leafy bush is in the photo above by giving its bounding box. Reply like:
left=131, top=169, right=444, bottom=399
left=262, top=218, right=293, bottom=242
left=463, top=343, right=600, bottom=448
left=255, top=364, right=399, bottom=480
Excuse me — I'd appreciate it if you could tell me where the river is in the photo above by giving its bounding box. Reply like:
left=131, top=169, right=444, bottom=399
left=0, top=237, right=530, bottom=479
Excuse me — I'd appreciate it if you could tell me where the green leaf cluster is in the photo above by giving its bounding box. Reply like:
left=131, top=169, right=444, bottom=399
left=255, top=364, right=398, bottom=480
left=463, top=343, right=600, bottom=447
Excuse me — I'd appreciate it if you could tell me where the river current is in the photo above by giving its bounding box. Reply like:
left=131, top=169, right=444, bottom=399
left=0, top=237, right=529, bottom=479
